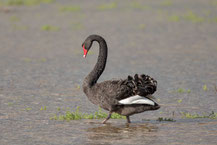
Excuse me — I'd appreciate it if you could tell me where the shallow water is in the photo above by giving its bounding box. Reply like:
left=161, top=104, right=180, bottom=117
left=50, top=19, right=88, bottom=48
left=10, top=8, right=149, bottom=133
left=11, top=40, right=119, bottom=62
left=0, top=0, right=217, bottom=144
left=1, top=118, right=217, bottom=145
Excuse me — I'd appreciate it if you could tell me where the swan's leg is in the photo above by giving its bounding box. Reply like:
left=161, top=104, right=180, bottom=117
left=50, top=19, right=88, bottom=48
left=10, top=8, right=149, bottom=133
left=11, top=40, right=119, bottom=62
left=102, top=112, right=112, bottom=124
left=126, top=116, right=131, bottom=123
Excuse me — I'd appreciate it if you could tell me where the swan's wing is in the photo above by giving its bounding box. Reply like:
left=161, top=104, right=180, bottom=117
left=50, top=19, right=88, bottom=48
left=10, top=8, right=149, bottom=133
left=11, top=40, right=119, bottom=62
left=118, top=95, right=155, bottom=106
left=95, top=77, right=157, bottom=106
left=120, top=74, right=157, bottom=97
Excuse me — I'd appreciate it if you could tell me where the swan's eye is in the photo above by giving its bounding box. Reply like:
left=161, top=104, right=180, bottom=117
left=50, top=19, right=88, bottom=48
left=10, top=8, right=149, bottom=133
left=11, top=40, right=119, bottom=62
left=83, top=45, right=88, bottom=58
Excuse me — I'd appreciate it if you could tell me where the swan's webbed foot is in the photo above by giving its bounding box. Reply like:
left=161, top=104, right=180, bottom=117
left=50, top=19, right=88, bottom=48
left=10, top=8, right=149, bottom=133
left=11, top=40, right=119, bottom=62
left=102, top=112, right=112, bottom=124
left=126, top=116, right=131, bottom=123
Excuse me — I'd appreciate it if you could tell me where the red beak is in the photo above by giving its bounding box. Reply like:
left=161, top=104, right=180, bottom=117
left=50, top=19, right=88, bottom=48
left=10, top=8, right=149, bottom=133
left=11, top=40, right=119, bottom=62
left=83, top=45, right=87, bottom=58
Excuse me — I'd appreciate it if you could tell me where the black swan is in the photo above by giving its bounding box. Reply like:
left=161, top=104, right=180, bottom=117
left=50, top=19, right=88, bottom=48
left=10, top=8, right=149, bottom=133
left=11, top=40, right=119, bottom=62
left=82, top=35, right=160, bottom=123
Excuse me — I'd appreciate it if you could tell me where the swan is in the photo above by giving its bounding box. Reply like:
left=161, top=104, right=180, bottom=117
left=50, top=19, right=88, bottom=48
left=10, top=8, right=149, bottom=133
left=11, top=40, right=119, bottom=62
left=82, top=35, right=160, bottom=123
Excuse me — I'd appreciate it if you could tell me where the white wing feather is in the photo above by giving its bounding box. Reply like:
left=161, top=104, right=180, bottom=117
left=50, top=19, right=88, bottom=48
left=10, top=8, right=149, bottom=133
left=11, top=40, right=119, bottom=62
left=119, top=95, right=155, bottom=106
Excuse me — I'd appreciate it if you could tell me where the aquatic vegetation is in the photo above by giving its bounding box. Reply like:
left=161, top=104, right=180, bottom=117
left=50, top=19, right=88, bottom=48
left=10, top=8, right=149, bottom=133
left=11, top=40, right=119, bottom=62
left=174, top=88, right=191, bottom=93
left=76, top=85, right=80, bottom=89
left=97, top=2, right=117, bottom=10
left=139, top=24, right=146, bottom=30
left=161, top=0, right=173, bottom=6
left=167, top=11, right=215, bottom=23
left=50, top=107, right=125, bottom=121
left=168, top=15, right=180, bottom=22
left=57, top=107, right=61, bottom=111
left=22, top=58, right=47, bottom=63
left=130, top=2, right=150, bottom=10
left=181, top=111, right=217, bottom=119
left=177, top=88, right=185, bottom=93
left=203, top=84, right=208, bottom=91
left=157, top=117, right=176, bottom=122
left=72, top=22, right=83, bottom=30
left=41, top=25, right=59, bottom=31
left=25, top=107, right=32, bottom=111
left=10, top=16, right=20, bottom=22
left=187, top=89, right=191, bottom=93
left=22, top=57, right=32, bottom=62
left=183, top=11, right=204, bottom=23
left=8, top=102, right=14, bottom=106
left=40, top=58, right=47, bottom=62
left=40, top=106, right=47, bottom=111
left=59, top=5, right=81, bottom=12
left=213, top=17, right=217, bottom=23
left=177, top=99, right=182, bottom=103
left=0, top=0, right=54, bottom=6
left=142, top=119, right=150, bottom=121
left=41, top=0, right=54, bottom=4
left=211, top=0, right=217, bottom=6
left=203, top=10, right=210, bottom=16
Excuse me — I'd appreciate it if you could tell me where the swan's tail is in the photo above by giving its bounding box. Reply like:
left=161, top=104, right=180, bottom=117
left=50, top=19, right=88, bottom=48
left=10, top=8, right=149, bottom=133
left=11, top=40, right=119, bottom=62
left=123, top=74, right=157, bottom=96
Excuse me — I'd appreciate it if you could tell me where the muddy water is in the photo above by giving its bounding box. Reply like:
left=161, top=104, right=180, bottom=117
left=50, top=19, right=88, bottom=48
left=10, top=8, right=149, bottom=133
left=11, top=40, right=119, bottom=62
left=0, top=0, right=217, bottom=144
left=1, top=119, right=217, bottom=145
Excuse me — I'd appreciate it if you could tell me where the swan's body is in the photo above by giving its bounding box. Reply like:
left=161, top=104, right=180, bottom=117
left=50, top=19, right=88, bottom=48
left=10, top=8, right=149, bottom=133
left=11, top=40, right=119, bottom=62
left=82, top=35, right=160, bottom=123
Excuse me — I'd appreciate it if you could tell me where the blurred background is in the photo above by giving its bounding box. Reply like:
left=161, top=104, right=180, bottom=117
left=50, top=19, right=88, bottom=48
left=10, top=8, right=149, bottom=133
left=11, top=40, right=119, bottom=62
left=0, top=0, right=217, bottom=145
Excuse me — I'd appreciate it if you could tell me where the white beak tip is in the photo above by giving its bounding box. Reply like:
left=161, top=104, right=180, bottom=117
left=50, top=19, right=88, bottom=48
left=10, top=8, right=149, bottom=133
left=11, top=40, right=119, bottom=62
left=83, top=55, right=86, bottom=58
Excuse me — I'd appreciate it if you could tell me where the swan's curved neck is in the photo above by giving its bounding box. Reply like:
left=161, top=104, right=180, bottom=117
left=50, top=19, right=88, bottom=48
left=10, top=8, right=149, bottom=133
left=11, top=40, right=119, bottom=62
left=83, top=35, right=108, bottom=88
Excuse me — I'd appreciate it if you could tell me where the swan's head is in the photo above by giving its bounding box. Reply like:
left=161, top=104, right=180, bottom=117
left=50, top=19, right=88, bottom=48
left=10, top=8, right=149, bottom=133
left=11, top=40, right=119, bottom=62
left=82, top=39, right=92, bottom=58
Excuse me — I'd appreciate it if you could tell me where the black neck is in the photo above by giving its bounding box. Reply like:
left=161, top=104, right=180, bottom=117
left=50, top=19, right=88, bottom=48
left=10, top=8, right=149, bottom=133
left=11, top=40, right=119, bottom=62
left=84, top=35, right=108, bottom=88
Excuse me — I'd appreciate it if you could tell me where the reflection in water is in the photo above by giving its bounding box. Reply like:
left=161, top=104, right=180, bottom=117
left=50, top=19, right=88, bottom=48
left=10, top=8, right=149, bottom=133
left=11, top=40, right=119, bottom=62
left=85, top=122, right=158, bottom=145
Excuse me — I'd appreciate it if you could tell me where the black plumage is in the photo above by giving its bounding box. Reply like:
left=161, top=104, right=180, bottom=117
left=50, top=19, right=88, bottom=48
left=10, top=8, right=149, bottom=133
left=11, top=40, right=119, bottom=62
left=82, top=35, right=160, bottom=123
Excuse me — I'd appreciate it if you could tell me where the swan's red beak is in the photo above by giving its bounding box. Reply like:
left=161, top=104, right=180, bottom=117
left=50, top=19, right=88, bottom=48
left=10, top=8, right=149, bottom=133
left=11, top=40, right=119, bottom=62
left=83, top=45, right=88, bottom=58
